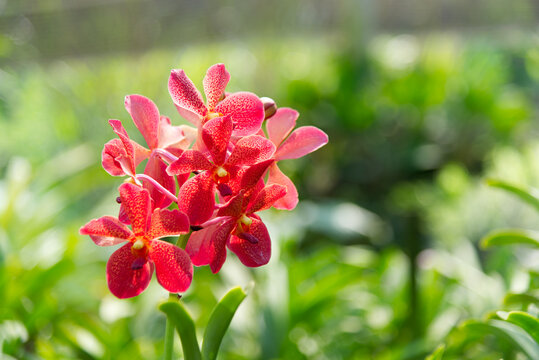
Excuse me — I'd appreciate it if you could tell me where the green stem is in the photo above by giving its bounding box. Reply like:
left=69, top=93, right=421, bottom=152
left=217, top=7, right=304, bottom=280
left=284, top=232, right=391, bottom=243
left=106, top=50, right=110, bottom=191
left=176, top=232, right=191, bottom=249
left=164, top=294, right=177, bottom=360
left=163, top=231, right=192, bottom=360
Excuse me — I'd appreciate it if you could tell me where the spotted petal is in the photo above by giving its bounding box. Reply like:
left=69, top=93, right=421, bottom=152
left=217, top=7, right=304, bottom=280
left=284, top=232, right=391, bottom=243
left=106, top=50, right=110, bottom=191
left=106, top=243, right=154, bottom=299
left=169, top=69, right=208, bottom=117
left=247, top=184, right=287, bottom=214
left=274, top=126, right=328, bottom=160
left=125, top=95, right=160, bottom=149
left=227, top=135, right=275, bottom=166
left=147, top=208, right=189, bottom=240
left=80, top=216, right=132, bottom=246
left=186, top=218, right=236, bottom=273
left=203, top=63, right=230, bottom=110
left=119, top=183, right=152, bottom=235
left=214, top=92, right=264, bottom=136
left=177, top=171, right=216, bottom=226
left=228, top=217, right=271, bottom=267
left=150, top=240, right=193, bottom=293
left=202, top=116, right=233, bottom=166
left=228, top=159, right=274, bottom=195
left=167, top=149, right=213, bottom=175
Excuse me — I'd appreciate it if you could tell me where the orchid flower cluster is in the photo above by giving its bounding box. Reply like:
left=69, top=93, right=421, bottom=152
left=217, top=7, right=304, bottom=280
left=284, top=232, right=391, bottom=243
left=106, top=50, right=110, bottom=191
left=80, top=64, right=328, bottom=299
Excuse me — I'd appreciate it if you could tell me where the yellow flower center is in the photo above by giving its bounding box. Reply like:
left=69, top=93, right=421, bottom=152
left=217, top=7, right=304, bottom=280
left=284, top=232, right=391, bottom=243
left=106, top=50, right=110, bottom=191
left=216, top=167, right=228, bottom=178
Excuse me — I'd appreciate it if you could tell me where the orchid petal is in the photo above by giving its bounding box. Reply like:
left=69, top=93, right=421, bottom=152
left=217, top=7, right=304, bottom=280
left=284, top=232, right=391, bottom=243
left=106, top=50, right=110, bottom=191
left=169, top=69, right=208, bottom=117
left=178, top=171, right=216, bottom=226
left=158, top=116, right=193, bottom=151
left=147, top=208, right=189, bottom=239
left=119, top=183, right=152, bottom=235
left=144, top=155, right=176, bottom=210
left=102, top=139, right=128, bottom=176
left=203, top=63, right=230, bottom=110
left=266, top=107, right=299, bottom=146
left=80, top=216, right=132, bottom=246
left=228, top=217, right=271, bottom=267
left=175, top=105, right=201, bottom=127
left=108, top=120, right=150, bottom=175
left=247, top=184, right=287, bottom=214
left=217, top=192, right=245, bottom=217
left=125, top=95, right=160, bottom=149
left=228, top=159, right=274, bottom=195
left=202, top=116, right=233, bottom=166
left=186, top=218, right=235, bottom=273
left=150, top=240, right=193, bottom=293
left=214, top=92, right=264, bottom=136
left=226, top=135, right=276, bottom=166
left=167, top=149, right=213, bottom=175
left=274, top=126, right=328, bottom=160
left=106, top=243, right=153, bottom=299
left=267, top=163, right=299, bottom=210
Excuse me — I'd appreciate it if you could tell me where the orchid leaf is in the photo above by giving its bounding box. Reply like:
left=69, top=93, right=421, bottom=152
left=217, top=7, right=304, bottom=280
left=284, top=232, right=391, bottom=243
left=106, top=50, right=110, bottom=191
left=497, top=311, right=539, bottom=343
left=159, top=300, right=202, bottom=360
left=481, top=229, right=539, bottom=249
left=201, top=286, right=247, bottom=360
left=486, top=179, right=539, bottom=212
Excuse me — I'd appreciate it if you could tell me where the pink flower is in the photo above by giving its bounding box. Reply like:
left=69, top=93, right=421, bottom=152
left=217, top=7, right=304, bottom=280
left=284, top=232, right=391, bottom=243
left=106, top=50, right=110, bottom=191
left=168, top=63, right=265, bottom=136
left=80, top=183, right=192, bottom=299
left=186, top=184, right=287, bottom=273
left=168, top=116, right=275, bottom=225
left=265, top=108, right=328, bottom=210
left=102, top=95, right=194, bottom=210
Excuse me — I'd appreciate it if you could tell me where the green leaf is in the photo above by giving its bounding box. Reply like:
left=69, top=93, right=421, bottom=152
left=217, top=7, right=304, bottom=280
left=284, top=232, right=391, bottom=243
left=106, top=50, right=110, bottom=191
left=497, top=311, right=539, bottom=343
left=504, top=293, right=539, bottom=307
left=201, top=286, right=247, bottom=360
left=486, top=179, right=539, bottom=212
left=462, top=319, right=539, bottom=359
left=425, top=344, right=445, bottom=360
left=481, top=229, right=539, bottom=249
left=159, top=300, right=202, bottom=360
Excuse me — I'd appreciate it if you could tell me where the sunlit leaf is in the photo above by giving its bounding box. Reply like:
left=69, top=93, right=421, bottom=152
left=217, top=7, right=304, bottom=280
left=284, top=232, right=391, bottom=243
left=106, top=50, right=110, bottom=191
left=425, top=344, right=445, bottom=360
left=481, top=229, right=539, bottom=249
left=159, top=300, right=201, bottom=360
left=486, top=179, right=539, bottom=212
left=462, top=319, right=539, bottom=359
left=201, top=286, right=247, bottom=360
left=504, top=293, right=539, bottom=307
left=497, top=311, right=539, bottom=343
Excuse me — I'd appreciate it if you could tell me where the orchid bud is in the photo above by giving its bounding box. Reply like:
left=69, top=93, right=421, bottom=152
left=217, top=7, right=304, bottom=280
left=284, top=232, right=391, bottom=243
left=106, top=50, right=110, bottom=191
left=261, top=97, right=277, bottom=119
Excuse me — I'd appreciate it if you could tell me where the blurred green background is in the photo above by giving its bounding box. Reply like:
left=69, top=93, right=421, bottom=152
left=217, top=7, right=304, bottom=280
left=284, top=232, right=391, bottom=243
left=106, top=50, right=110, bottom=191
left=1, top=0, right=539, bottom=359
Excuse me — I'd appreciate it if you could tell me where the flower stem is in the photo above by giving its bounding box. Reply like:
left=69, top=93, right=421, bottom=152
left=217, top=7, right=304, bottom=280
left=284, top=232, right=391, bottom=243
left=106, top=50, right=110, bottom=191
left=163, top=231, right=192, bottom=360
left=163, top=293, right=178, bottom=360
left=135, top=174, right=178, bottom=203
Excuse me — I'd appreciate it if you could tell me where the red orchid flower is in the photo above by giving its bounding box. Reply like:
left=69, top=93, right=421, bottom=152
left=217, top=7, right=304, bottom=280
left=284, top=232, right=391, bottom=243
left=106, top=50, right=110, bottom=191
left=185, top=184, right=287, bottom=273
left=264, top=107, right=328, bottom=210
left=102, top=95, right=194, bottom=209
left=168, top=115, right=275, bottom=226
left=168, top=63, right=265, bottom=136
left=80, top=183, right=192, bottom=299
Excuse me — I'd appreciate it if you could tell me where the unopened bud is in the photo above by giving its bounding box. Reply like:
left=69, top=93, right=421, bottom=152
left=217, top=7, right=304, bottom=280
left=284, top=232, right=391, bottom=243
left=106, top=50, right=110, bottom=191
left=116, top=197, right=122, bottom=204
left=261, top=97, right=277, bottom=119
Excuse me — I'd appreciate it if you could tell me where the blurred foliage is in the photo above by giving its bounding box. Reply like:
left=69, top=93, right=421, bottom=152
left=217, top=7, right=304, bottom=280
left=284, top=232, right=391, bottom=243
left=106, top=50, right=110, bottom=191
left=1, top=30, right=539, bottom=359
